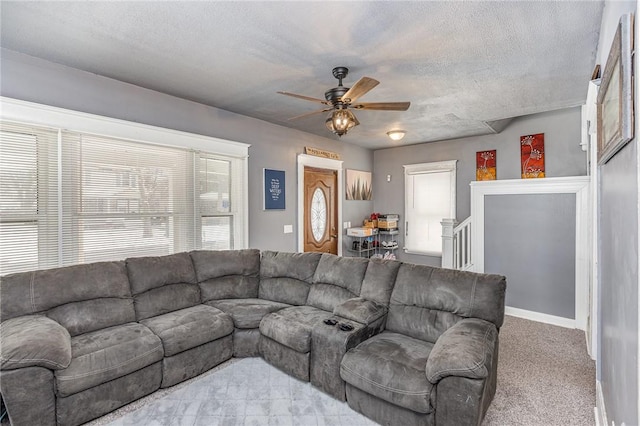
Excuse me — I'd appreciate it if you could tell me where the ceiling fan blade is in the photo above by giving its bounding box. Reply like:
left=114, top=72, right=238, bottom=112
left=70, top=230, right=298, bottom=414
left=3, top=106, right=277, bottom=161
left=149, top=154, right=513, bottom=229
left=278, top=91, right=330, bottom=105
left=341, top=77, right=380, bottom=103
left=352, top=102, right=411, bottom=111
left=288, top=108, right=332, bottom=121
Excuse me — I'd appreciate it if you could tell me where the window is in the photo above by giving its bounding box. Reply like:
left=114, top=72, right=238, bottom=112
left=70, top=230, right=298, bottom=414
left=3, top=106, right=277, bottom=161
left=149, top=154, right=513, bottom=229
left=0, top=109, right=248, bottom=275
left=404, top=160, right=457, bottom=256
left=199, top=156, right=234, bottom=250
left=61, top=132, right=196, bottom=264
left=1, top=123, right=59, bottom=273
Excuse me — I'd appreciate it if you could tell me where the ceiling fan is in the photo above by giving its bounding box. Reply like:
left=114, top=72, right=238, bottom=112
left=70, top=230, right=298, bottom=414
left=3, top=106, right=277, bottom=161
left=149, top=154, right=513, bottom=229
left=278, top=67, right=410, bottom=137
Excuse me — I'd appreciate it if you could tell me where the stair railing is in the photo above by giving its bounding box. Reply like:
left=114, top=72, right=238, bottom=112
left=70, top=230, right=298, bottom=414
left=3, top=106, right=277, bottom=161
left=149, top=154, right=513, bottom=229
left=441, top=217, right=472, bottom=270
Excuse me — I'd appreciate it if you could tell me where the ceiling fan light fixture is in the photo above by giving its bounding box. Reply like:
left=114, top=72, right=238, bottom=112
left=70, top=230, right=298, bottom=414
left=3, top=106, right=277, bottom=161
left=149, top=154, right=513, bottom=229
left=326, top=109, right=357, bottom=136
left=280, top=67, right=410, bottom=137
left=387, top=130, right=406, bottom=141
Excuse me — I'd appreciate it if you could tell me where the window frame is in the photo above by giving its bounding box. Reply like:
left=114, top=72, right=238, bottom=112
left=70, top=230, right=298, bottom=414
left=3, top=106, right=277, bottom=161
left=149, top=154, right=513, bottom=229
left=403, top=160, right=457, bottom=256
left=0, top=97, right=249, bottom=273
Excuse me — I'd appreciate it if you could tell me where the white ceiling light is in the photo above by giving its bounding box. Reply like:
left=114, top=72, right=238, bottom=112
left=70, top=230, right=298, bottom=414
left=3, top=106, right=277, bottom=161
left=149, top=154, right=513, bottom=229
left=387, top=130, right=406, bottom=141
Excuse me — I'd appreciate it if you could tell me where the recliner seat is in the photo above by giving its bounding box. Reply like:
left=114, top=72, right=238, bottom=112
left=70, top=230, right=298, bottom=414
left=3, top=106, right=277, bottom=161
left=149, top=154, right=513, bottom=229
left=126, top=252, right=235, bottom=388
left=0, top=260, right=165, bottom=426
left=340, top=263, right=505, bottom=426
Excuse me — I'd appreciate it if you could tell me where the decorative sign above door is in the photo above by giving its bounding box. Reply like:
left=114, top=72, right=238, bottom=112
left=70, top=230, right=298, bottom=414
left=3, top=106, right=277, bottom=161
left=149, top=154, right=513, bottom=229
left=305, top=146, right=341, bottom=160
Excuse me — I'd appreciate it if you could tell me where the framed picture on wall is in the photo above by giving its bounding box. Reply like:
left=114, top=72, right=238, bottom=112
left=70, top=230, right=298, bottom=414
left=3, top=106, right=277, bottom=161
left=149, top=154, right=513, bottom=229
left=345, top=169, right=372, bottom=200
left=263, top=169, right=285, bottom=210
left=476, top=150, right=496, bottom=181
left=597, top=13, right=634, bottom=165
left=520, top=133, right=545, bottom=179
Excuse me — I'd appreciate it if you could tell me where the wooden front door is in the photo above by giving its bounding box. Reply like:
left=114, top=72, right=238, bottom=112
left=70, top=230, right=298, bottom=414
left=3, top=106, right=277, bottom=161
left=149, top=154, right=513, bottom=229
left=304, top=167, right=338, bottom=254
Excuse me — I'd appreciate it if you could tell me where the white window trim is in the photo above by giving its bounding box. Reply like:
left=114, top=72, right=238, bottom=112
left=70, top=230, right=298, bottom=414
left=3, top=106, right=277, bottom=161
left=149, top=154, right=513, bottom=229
left=0, top=96, right=250, bottom=253
left=0, top=97, right=250, bottom=158
left=403, top=160, right=457, bottom=256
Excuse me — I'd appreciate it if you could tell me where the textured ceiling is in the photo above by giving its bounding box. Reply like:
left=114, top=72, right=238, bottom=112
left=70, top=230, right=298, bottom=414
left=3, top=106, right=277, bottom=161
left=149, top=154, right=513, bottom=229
left=0, top=1, right=603, bottom=149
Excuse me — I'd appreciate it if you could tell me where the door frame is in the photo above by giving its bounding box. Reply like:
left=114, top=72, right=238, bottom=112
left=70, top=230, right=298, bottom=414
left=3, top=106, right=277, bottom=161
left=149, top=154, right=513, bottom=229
left=297, top=154, right=343, bottom=256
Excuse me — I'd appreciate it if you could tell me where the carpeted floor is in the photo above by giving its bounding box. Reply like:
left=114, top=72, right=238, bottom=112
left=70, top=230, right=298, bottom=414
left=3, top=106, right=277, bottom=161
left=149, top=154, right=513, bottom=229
left=5, top=315, right=595, bottom=426
left=483, top=315, right=596, bottom=426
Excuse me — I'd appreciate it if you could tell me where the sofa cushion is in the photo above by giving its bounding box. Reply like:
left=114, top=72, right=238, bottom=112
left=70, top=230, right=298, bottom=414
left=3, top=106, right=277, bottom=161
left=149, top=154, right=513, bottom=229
left=312, top=254, right=369, bottom=295
left=0, top=261, right=130, bottom=322
left=191, top=249, right=261, bottom=301
left=259, top=251, right=321, bottom=305
left=55, top=323, right=163, bottom=397
left=307, top=254, right=369, bottom=312
left=259, top=277, right=311, bottom=306
left=199, top=276, right=259, bottom=302
left=191, top=249, right=260, bottom=281
left=387, top=264, right=507, bottom=343
left=134, top=283, right=201, bottom=321
left=47, top=298, right=135, bottom=337
left=127, top=253, right=201, bottom=321
left=340, top=331, right=435, bottom=414
left=259, top=306, right=330, bottom=353
left=206, top=298, right=290, bottom=329
left=126, top=252, right=197, bottom=295
left=140, top=305, right=234, bottom=356
left=359, top=258, right=401, bottom=306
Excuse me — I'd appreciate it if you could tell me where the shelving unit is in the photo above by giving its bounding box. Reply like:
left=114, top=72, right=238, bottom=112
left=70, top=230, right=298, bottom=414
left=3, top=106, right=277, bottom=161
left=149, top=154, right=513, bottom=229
left=346, top=228, right=379, bottom=258
left=378, top=229, right=399, bottom=256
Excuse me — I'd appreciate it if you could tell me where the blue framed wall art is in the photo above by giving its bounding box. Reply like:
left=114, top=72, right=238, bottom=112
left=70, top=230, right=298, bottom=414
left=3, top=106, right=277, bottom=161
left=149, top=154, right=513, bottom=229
left=264, top=169, right=285, bottom=210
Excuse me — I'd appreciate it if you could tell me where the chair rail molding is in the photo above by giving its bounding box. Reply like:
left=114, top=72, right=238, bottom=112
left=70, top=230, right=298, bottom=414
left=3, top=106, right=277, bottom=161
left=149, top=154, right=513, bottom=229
left=470, top=176, right=591, bottom=330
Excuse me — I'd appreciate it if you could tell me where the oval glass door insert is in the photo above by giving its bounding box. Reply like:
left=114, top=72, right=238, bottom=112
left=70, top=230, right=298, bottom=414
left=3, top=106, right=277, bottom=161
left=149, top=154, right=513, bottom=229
left=311, top=188, right=327, bottom=242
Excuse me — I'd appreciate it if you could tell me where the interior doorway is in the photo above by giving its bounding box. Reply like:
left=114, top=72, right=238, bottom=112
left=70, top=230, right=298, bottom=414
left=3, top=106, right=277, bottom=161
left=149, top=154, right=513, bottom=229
left=297, top=154, right=343, bottom=255
left=303, top=167, right=338, bottom=254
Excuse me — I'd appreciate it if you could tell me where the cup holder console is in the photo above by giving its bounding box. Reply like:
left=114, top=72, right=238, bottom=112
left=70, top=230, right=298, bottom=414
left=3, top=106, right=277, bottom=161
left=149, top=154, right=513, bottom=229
left=323, top=318, right=354, bottom=331
left=338, top=323, right=354, bottom=331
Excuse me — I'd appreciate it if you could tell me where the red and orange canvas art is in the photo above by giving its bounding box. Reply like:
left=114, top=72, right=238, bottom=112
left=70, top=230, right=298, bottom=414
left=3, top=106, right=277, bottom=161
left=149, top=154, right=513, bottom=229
left=520, top=133, right=545, bottom=179
left=476, top=150, right=496, bottom=181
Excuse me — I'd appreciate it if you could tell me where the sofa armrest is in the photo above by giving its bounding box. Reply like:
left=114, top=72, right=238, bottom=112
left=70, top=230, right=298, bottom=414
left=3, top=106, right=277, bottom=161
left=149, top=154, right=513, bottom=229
left=333, top=297, right=388, bottom=325
left=1, top=315, right=72, bottom=370
left=425, top=318, right=497, bottom=384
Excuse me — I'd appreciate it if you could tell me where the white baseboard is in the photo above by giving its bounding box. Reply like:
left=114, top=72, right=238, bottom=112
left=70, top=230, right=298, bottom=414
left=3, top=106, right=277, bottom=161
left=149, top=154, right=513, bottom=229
left=505, top=306, right=577, bottom=329
left=595, top=380, right=607, bottom=426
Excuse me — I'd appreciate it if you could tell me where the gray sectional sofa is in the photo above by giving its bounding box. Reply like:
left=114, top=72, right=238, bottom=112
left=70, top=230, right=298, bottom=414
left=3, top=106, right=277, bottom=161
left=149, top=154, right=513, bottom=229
left=0, top=249, right=506, bottom=426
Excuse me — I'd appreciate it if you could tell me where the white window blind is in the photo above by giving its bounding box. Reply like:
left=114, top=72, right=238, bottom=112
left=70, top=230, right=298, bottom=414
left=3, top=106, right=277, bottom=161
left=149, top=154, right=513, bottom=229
left=0, top=119, right=246, bottom=275
left=199, top=156, right=234, bottom=250
left=0, top=122, right=60, bottom=274
left=61, top=132, right=196, bottom=265
left=404, top=160, right=457, bottom=256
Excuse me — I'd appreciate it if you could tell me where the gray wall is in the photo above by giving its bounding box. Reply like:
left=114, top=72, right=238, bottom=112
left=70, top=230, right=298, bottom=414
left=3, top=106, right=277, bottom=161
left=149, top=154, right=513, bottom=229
left=0, top=48, right=373, bottom=253
left=485, top=194, right=576, bottom=319
left=373, top=106, right=587, bottom=266
left=596, top=1, right=639, bottom=425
